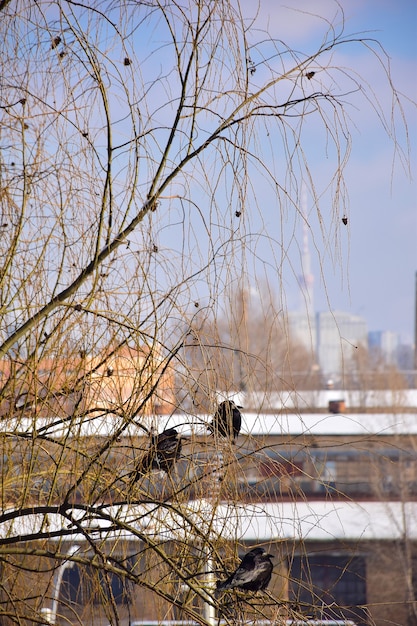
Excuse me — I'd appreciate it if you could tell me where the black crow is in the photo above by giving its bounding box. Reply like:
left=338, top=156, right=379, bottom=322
left=131, top=428, right=182, bottom=479
left=208, top=400, right=242, bottom=442
left=216, top=547, right=274, bottom=592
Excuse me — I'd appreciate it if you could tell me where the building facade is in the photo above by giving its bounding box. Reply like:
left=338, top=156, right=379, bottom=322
left=1, top=408, right=416, bottom=626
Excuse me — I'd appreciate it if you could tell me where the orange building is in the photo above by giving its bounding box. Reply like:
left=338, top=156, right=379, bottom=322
left=0, top=344, right=176, bottom=420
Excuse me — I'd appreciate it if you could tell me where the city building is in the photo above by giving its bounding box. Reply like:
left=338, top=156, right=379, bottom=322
left=316, top=310, right=368, bottom=378
left=368, top=329, right=400, bottom=364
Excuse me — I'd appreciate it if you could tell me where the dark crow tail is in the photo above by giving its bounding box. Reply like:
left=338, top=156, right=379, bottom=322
left=215, top=579, right=229, bottom=591
left=214, top=580, right=226, bottom=597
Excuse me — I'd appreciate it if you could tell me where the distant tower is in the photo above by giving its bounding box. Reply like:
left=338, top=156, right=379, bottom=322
left=287, top=183, right=317, bottom=360
left=299, top=182, right=315, bottom=317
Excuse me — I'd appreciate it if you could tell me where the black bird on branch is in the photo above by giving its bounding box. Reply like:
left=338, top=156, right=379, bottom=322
left=131, top=428, right=182, bottom=480
left=216, top=547, right=274, bottom=593
left=207, top=400, right=242, bottom=442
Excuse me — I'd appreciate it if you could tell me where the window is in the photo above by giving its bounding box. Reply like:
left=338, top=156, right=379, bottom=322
left=289, top=554, right=367, bottom=624
left=60, top=564, right=131, bottom=606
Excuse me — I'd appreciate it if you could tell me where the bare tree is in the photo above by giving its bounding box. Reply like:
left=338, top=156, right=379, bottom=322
left=181, top=284, right=319, bottom=411
left=0, top=1, right=411, bottom=624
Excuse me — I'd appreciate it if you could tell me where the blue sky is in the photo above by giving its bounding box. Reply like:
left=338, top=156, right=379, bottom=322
left=58, top=0, right=415, bottom=346
left=238, top=0, right=417, bottom=342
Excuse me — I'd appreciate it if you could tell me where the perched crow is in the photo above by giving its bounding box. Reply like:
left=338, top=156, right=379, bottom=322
left=208, top=400, right=242, bottom=442
left=131, top=428, right=182, bottom=480
left=216, top=547, right=274, bottom=592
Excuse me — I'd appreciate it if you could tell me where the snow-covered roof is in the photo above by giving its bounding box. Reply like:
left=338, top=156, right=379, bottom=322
left=240, top=412, right=417, bottom=436
left=1, top=500, right=416, bottom=545
left=232, top=500, right=417, bottom=542
left=1, top=410, right=416, bottom=439
left=150, top=411, right=417, bottom=437
left=231, top=389, right=417, bottom=411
